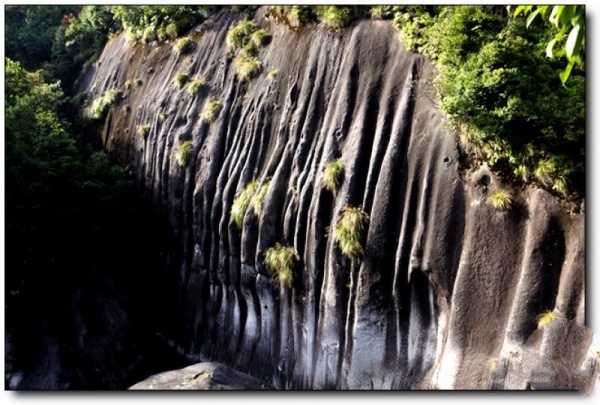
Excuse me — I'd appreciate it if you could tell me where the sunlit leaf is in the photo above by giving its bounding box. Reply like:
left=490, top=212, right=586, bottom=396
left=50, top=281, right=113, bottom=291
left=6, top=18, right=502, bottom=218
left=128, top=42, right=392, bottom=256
left=560, top=60, right=574, bottom=85
left=546, top=38, right=557, bottom=58
left=526, top=9, right=540, bottom=28
left=565, top=24, right=582, bottom=60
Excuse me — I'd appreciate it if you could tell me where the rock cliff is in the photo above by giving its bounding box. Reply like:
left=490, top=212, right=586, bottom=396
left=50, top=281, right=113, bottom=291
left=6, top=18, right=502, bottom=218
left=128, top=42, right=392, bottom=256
left=77, top=8, right=594, bottom=390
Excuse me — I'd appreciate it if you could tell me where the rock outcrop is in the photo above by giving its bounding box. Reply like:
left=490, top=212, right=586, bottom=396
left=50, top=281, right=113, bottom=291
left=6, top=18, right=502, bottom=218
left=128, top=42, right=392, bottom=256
left=129, top=362, right=268, bottom=390
left=78, top=8, right=594, bottom=390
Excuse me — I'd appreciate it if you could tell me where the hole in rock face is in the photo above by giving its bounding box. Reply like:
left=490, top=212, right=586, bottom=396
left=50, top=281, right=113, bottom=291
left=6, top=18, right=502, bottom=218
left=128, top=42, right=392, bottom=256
left=479, top=174, right=491, bottom=187
left=443, top=157, right=449, bottom=163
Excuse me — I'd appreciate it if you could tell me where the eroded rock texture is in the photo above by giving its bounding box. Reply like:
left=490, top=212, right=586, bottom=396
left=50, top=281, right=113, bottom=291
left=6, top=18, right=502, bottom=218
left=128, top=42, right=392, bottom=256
left=79, top=9, right=594, bottom=390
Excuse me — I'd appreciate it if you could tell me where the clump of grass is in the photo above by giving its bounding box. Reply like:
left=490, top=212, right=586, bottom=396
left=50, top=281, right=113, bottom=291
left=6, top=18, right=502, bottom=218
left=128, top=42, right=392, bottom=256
left=187, top=77, right=206, bottom=95
left=137, top=124, right=151, bottom=139
left=125, top=80, right=132, bottom=90
left=534, top=159, right=555, bottom=187
left=552, top=176, right=569, bottom=197
left=252, top=180, right=271, bottom=216
left=323, top=159, right=344, bottom=193
left=175, top=141, right=194, bottom=167
left=333, top=205, right=369, bottom=260
left=174, top=36, right=194, bottom=54
left=158, top=111, right=166, bottom=121
left=226, top=20, right=255, bottom=49
left=85, top=89, right=123, bottom=120
left=251, top=28, right=271, bottom=46
left=264, top=243, right=297, bottom=287
left=537, top=310, right=559, bottom=328
left=173, top=73, right=189, bottom=89
left=201, top=98, right=222, bottom=123
left=268, top=69, right=278, bottom=79
left=235, top=54, right=262, bottom=81
left=231, top=180, right=259, bottom=228
left=242, top=40, right=258, bottom=56
left=487, top=190, right=512, bottom=212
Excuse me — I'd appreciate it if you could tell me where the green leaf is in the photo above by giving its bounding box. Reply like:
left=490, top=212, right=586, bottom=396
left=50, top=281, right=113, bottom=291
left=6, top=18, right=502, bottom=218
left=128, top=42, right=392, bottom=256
left=559, top=6, right=575, bottom=28
left=565, top=24, right=582, bottom=60
left=526, top=9, right=540, bottom=28
left=560, top=60, right=574, bottom=85
left=546, top=38, right=557, bottom=58
left=549, top=6, right=562, bottom=27
left=513, top=5, right=528, bottom=18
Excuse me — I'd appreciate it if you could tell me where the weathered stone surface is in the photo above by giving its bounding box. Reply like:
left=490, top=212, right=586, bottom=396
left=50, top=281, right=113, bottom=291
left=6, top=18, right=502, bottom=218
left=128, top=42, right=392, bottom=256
left=73, top=8, right=592, bottom=390
left=129, top=362, right=268, bottom=390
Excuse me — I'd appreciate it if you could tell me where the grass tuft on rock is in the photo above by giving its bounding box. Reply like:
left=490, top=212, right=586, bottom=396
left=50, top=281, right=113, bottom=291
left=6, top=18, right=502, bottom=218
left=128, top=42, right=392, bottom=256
left=85, top=89, right=123, bottom=120
left=264, top=243, right=297, bottom=287
left=173, top=73, right=189, bottom=89
left=174, top=37, right=194, bottom=54
left=333, top=205, right=369, bottom=260
left=323, top=159, right=344, bottom=193
left=252, top=180, right=271, bottom=216
left=537, top=310, right=559, bottom=328
left=187, top=77, right=206, bottom=95
left=231, top=180, right=259, bottom=228
left=487, top=189, right=512, bottom=211
left=201, top=98, right=222, bottom=123
left=235, top=54, right=261, bottom=81
left=175, top=141, right=194, bottom=167
left=227, top=20, right=255, bottom=49
left=137, top=124, right=151, bottom=139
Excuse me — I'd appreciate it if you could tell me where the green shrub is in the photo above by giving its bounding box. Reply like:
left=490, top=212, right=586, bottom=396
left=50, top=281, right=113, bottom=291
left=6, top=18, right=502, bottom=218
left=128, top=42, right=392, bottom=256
left=201, top=98, right=222, bottom=123
left=174, top=36, right=194, bottom=54
left=487, top=189, right=512, bottom=211
left=271, top=6, right=318, bottom=26
left=264, top=243, right=297, bottom=287
left=317, top=6, right=357, bottom=29
left=141, top=25, right=157, bottom=44
left=187, top=77, right=205, bottom=95
left=333, top=205, right=369, bottom=260
left=85, top=88, right=123, bottom=120
left=235, top=54, right=261, bottom=81
left=323, top=159, right=344, bottom=193
left=137, top=124, right=150, bottom=139
left=370, top=6, right=394, bottom=20
left=252, top=180, right=270, bottom=216
left=165, top=22, right=178, bottom=39
left=226, top=20, right=254, bottom=49
left=394, top=6, right=584, bottom=197
left=250, top=29, right=271, bottom=46
left=231, top=180, right=258, bottom=228
left=268, top=69, right=278, bottom=79
left=175, top=140, right=193, bottom=166
left=173, top=73, right=189, bottom=89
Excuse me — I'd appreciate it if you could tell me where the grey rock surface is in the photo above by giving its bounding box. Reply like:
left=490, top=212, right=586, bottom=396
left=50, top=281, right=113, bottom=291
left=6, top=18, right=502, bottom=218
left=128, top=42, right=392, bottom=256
left=129, top=362, right=268, bottom=390
left=78, top=8, right=592, bottom=390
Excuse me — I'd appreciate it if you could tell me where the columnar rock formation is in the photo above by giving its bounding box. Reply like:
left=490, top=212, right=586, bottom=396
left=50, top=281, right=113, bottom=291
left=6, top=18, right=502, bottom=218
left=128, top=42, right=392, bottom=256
left=79, top=9, right=593, bottom=390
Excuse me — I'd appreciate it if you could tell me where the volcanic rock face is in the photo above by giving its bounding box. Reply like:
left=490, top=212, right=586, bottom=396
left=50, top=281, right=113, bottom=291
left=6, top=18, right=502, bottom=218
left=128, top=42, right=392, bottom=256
left=80, top=9, right=593, bottom=390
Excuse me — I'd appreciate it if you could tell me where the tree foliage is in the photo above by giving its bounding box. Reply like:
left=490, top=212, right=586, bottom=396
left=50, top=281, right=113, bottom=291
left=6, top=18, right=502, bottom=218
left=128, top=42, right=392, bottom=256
left=393, top=6, right=584, bottom=198
left=513, top=5, right=585, bottom=84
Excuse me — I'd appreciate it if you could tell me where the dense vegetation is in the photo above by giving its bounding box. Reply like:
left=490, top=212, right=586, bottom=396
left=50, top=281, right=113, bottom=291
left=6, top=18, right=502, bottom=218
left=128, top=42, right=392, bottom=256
left=392, top=5, right=585, bottom=199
